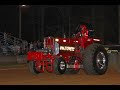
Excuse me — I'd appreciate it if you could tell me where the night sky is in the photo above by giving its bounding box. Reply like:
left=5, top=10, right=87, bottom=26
left=0, top=5, right=118, bottom=44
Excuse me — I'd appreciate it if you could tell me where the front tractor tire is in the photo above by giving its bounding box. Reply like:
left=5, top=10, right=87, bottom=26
left=83, top=43, right=108, bottom=75
left=28, top=61, right=40, bottom=74
left=53, top=57, right=67, bottom=75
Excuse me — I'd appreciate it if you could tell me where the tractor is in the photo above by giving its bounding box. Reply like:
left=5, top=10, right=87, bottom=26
left=27, top=23, right=109, bottom=75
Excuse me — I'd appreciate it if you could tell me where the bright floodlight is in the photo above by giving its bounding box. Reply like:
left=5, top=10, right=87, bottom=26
left=21, top=5, right=26, bottom=7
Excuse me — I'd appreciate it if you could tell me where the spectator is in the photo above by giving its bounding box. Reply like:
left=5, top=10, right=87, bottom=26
left=33, top=41, right=37, bottom=50
left=23, top=40, right=26, bottom=51
left=37, top=40, right=41, bottom=49
left=0, top=41, right=1, bottom=47
left=25, top=40, right=28, bottom=50
left=40, top=42, right=44, bottom=49
left=0, top=41, right=2, bottom=53
left=29, top=42, right=33, bottom=50
left=3, top=32, right=7, bottom=45
left=7, top=32, right=11, bottom=44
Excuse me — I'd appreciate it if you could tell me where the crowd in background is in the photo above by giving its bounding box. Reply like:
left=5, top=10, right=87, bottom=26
left=0, top=32, right=44, bottom=56
left=29, top=40, right=43, bottom=50
left=14, top=40, right=44, bottom=55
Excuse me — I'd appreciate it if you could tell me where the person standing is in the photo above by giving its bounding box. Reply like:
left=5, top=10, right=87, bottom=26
left=33, top=41, right=37, bottom=50
left=3, top=32, right=7, bottom=45
left=29, top=42, right=33, bottom=50
left=37, top=40, right=41, bottom=49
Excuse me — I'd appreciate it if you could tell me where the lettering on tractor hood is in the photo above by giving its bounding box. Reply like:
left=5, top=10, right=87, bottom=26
left=60, top=46, right=75, bottom=51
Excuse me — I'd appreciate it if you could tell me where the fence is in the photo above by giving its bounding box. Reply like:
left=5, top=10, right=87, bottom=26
left=0, top=32, right=28, bottom=56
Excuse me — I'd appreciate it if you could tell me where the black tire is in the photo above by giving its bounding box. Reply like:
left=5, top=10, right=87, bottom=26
left=108, top=53, right=120, bottom=73
left=28, top=61, right=40, bottom=74
left=53, top=57, right=66, bottom=74
left=83, top=43, right=108, bottom=75
left=115, top=52, right=120, bottom=72
left=65, top=57, right=80, bottom=74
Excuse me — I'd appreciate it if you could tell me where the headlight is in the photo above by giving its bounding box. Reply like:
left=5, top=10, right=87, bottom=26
left=63, top=40, right=66, bottom=42
left=93, top=39, right=100, bottom=42
left=55, top=38, right=59, bottom=42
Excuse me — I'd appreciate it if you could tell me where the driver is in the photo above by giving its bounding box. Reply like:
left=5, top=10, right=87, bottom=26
left=75, top=24, right=88, bottom=38
left=80, top=24, right=88, bottom=38
left=80, top=24, right=89, bottom=49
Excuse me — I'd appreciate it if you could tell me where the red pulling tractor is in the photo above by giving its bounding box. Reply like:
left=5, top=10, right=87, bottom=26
left=27, top=24, right=109, bottom=75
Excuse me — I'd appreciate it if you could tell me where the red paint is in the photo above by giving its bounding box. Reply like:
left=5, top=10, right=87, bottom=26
left=74, top=60, right=80, bottom=71
left=27, top=24, right=101, bottom=73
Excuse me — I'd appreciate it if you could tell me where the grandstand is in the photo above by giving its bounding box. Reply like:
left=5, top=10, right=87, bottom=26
left=0, top=32, right=28, bottom=64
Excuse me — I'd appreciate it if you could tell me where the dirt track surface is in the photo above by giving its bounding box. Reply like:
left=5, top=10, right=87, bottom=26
left=0, top=64, right=120, bottom=85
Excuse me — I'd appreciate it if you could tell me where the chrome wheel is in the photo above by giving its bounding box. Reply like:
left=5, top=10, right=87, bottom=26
left=96, top=52, right=106, bottom=69
left=60, top=61, right=66, bottom=70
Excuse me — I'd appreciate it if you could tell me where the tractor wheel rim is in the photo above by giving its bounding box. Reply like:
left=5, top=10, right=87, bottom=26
left=60, top=61, right=65, bottom=70
left=96, top=52, right=106, bottom=69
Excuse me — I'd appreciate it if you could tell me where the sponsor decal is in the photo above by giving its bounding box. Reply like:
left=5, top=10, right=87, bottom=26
left=60, top=46, right=75, bottom=51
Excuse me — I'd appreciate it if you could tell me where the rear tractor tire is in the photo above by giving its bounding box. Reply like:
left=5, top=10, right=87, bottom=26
left=83, top=43, right=108, bottom=75
left=115, top=52, right=120, bottom=73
